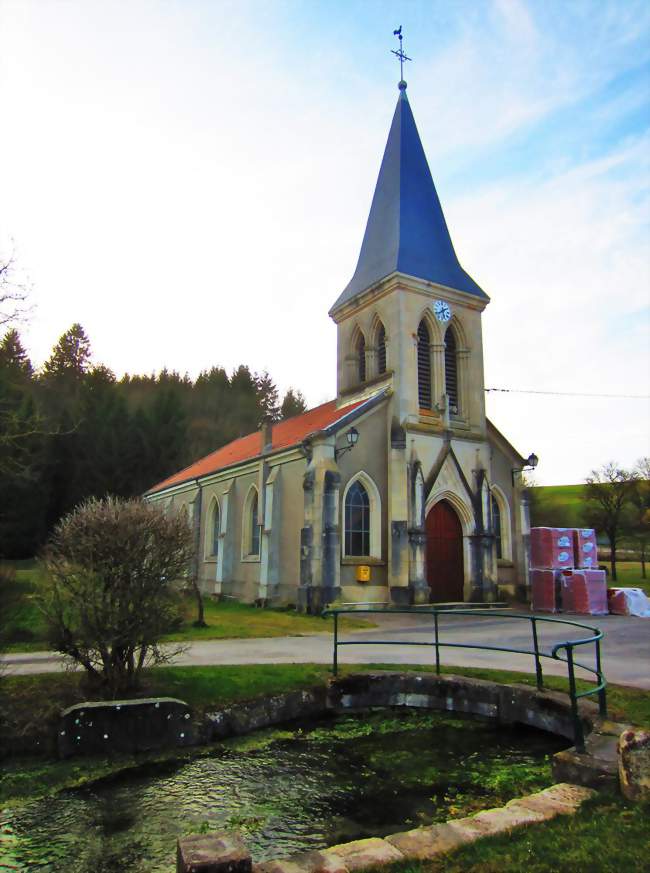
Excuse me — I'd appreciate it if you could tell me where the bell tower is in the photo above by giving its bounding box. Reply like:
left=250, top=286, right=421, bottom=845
left=329, top=80, right=490, bottom=439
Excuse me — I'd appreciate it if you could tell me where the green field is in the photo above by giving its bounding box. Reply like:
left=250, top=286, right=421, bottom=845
left=529, top=483, right=588, bottom=529
left=0, top=559, right=370, bottom=653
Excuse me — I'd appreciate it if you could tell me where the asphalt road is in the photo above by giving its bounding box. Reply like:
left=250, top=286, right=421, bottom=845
left=3, top=611, right=649, bottom=689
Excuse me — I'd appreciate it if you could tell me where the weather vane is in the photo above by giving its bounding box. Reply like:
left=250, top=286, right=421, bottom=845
left=391, top=26, right=411, bottom=84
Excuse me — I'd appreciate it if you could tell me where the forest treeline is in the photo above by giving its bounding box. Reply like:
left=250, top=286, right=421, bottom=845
left=0, top=323, right=307, bottom=558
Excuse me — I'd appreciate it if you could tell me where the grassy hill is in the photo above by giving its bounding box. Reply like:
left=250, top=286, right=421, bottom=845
left=528, top=483, right=588, bottom=529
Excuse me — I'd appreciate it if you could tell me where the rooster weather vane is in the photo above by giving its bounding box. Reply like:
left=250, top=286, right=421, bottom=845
left=391, top=26, right=411, bottom=83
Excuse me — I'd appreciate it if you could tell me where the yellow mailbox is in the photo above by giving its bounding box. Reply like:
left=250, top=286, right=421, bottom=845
left=356, top=564, right=371, bottom=583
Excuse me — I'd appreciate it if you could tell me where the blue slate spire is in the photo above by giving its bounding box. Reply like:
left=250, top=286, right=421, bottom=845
left=331, top=84, right=486, bottom=313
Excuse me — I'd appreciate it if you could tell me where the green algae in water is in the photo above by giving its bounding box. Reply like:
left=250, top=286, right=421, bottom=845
left=0, top=710, right=567, bottom=872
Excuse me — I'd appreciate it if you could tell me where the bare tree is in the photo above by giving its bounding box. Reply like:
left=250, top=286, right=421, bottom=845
left=0, top=251, right=32, bottom=328
left=624, top=457, right=650, bottom=579
left=584, top=463, right=637, bottom=582
left=41, top=497, right=194, bottom=695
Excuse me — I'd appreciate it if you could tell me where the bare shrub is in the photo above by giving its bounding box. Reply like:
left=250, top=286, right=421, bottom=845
left=42, top=497, right=193, bottom=695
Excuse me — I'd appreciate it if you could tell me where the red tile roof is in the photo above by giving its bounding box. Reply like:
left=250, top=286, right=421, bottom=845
left=146, top=397, right=368, bottom=495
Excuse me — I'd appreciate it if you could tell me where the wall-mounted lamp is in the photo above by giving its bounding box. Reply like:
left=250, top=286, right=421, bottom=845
left=511, top=452, right=539, bottom=486
left=335, top=426, right=359, bottom=461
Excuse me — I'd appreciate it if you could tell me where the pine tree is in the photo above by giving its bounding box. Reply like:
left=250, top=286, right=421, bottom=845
left=281, top=387, right=307, bottom=420
left=42, top=323, right=91, bottom=380
left=0, top=329, right=33, bottom=381
left=256, top=370, right=281, bottom=424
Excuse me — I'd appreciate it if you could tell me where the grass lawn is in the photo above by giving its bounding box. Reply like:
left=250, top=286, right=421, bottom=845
left=603, top=560, right=650, bottom=596
left=0, top=559, right=370, bottom=652
left=376, top=792, right=650, bottom=873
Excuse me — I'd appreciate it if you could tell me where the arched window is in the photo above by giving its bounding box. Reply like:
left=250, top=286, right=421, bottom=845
left=445, top=327, right=458, bottom=413
left=345, top=480, right=370, bottom=556
left=342, top=472, right=382, bottom=560
left=417, top=320, right=432, bottom=409
left=491, top=494, right=502, bottom=560
left=242, top=487, right=260, bottom=558
left=377, top=323, right=387, bottom=375
left=357, top=333, right=366, bottom=382
left=250, top=491, right=259, bottom=555
left=209, top=499, right=220, bottom=557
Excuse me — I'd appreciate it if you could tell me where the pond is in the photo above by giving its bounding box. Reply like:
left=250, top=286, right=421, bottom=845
left=0, top=710, right=568, bottom=872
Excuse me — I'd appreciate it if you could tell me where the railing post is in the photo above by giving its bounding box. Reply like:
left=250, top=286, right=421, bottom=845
left=595, top=635, right=607, bottom=718
left=566, top=645, right=585, bottom=753
left=333, top=612, right=338, bottom=676
left=530, top=617, right=544, bottom=691
left=433, top=611, right=441, bottom=675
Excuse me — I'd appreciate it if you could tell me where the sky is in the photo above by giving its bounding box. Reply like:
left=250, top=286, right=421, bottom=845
left=1, top=0, right=649, bottom=485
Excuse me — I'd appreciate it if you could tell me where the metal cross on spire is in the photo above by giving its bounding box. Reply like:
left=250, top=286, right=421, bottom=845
left=391, top=26, right=411, bottom=84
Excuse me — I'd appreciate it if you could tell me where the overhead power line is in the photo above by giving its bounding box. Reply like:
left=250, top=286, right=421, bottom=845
left=484, top=387, right=650, bottom=400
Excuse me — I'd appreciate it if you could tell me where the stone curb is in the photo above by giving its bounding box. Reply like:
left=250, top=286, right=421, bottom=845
left=245, top=784, right=596, bottom=873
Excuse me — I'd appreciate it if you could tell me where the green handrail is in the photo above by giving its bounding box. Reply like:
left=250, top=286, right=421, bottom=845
left=323, top=607, right=606, bottom=753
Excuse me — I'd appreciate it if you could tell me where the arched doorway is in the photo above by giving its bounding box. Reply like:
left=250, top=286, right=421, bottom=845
left=426, top=500, right=464, bottom=602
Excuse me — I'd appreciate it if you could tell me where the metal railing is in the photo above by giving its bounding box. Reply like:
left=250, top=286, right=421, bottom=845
left=323, top=608, right=607, bottom=752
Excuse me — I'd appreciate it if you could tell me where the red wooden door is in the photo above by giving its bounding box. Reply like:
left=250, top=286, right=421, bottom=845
left=426, top=500, right=464, bottom=602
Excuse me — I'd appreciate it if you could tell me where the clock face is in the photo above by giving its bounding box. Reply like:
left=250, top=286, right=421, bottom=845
left=434, top=299, right=451, bottom=322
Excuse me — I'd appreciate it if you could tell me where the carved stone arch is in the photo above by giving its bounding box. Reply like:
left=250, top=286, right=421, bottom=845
left=444, top=315, right=469, bottom=417
left=349, top=323, right=367, bottom=384
left=370, top=313, right=388, bottom=376
left=341, top=470, right=382, bottom=560
left=416, top=306, right=443, bottom=344
left=446, top=313, right=468, bottom=350
left=490, top=483, right=512, bottom=561
left=425, top=488, right=474, bottom=537
left=204, top=494, right=221, bottom=559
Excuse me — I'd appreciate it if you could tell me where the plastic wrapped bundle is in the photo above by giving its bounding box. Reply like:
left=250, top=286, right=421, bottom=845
left=530, top=527, right=574, bottom=570
left=607, top=588, right=650, bottom=617
left=561, top=569, right=608, bottom=615
left=531, top=568, right=563, bottom=613
left=572, top=528, right=598, bottom=569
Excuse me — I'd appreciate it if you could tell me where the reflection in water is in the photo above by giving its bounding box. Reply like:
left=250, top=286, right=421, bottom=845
left=1, top=710, right=567, bottom=872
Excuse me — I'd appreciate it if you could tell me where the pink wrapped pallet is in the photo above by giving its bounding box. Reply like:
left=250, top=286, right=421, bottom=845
left=530, top=527, right=574, bottom=570
left=531, top=568, right=562, bottom=613
left=572, top=528, right=598, bottom=569
left=561, top=569, right=608, bottom=615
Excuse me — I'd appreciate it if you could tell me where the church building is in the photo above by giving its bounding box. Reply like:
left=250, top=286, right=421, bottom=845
left=146, top=78, right=534, bottom=611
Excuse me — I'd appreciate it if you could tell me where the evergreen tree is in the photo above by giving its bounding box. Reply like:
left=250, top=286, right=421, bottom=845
left=0, top=332, right=46, bottom=556
left=281, top=387, right=307, bottom=420
left=256, top=370, right=281, bottom=424
left=0, top=329, right=33, bottom=382
left=42, top=323, right=91, bottom=379
left=230, top=365, right=261, bottom=436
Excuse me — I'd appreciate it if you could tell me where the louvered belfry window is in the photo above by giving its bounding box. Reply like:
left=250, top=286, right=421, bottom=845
left=445, top=327, right=458, bottom=412
left=417, top=320, right=432, bottom=409
left=345, top=480, right=370, bottom=556
left=357, top=334, right=366, bottom=382
left=377, top=323, right=387, bottom=375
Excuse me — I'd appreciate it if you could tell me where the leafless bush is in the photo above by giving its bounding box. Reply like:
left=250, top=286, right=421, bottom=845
left=42, top=496, right=193, bottom=695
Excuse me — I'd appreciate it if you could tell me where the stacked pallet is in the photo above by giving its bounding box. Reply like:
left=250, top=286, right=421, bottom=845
left=529, top=527, right=607, bottom=615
